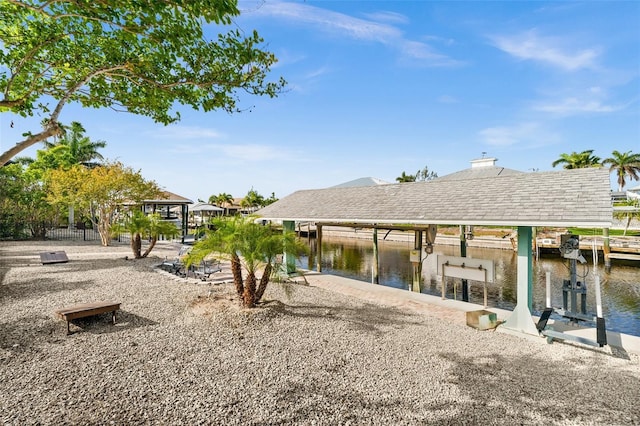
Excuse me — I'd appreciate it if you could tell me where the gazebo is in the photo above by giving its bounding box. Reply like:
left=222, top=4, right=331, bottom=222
left=189, top=202, right=224, bottom=226
left=141, top=191, right=193, bottom=242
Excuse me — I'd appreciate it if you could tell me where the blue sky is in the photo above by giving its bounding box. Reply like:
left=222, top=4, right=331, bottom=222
left=1, top=1, right=639, bottom=201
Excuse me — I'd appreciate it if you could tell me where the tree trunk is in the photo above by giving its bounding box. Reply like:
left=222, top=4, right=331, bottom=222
left=231, top=253, right=244, bottom=298
left=98, top=210, right=111, bottom=246
left=254, top=263, right=272, bottom=304
left=243, top=272, right=257, bottom=308
left=624, top=216, right=631, bottom=236
left=131, top=233, right=142, bottom=258
left=141, top=236, right=157, bottom=258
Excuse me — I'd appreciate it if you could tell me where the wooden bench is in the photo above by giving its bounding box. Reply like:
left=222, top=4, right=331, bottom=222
left=40, top=251, right=69, bottom=264
left=55, top=302, right=121, bottom=335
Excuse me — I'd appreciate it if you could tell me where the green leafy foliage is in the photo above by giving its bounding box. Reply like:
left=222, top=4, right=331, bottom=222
left=46, top=162, right=163, bottom=246
left=189, top=216, right=308, bottom=308
left=0, top=163, right=57, bottom=239
left=0, top=1, right=285, bottom=165
left=551, top=150, right=602, bottom=169
left=113, top=211, right=179, bottom=258
left=603, top=150, right=640, bottom=192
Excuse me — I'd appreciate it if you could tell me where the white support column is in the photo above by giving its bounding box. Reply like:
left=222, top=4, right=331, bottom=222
left=502, top=226, right=539, bottom=335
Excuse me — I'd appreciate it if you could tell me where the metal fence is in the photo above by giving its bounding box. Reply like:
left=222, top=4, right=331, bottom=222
left=44, top=226, right=131, bottom=243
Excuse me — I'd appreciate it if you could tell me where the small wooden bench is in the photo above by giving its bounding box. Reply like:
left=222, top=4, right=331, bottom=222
left=40, top=251, right=69, bottom=264
left=55, top=302, right=121, bottom=335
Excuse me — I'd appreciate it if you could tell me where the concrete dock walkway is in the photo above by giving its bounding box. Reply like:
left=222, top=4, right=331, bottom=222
left=299, top=270, right=640, bottom=357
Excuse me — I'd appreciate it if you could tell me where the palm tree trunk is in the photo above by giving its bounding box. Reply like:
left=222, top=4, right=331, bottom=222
left=231, top=253, right=244, bottom=298
left=131, top=233, right=142, bottom=258
left=141, top=236, right=157, bottom=258
left=254, top=263, right=272, bottom=304
left=243, top=272, right=257, bottom=308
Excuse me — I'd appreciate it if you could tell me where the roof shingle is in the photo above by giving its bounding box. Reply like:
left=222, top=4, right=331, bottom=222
left=256, top=168, right=613, bottom=228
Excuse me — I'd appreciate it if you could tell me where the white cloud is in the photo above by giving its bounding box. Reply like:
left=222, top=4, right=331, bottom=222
left=150, top=125, right=224, bottom=140
left=490, top=29, right=599, bottom=71
left=533, top=97, right=617, bottom=115
left=531, top=85, right=628, bottom=116
left=244, top=1, right=459, bottom=66
left=305, top=66, right=331, bottom=79
left=478, top=122, right=558, bottom=147
left=363, top=11, right=410, bottom=25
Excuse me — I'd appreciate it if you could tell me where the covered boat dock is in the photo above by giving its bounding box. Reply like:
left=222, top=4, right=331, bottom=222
left=256, top=167, right=613, bottom=337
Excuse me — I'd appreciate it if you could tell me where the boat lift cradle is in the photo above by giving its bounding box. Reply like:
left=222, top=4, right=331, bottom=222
left=536, top=234, right=607, bottom=348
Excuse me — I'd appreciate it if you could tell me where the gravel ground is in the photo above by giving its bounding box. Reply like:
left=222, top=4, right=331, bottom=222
left=1, top=240, right=639, bottom=425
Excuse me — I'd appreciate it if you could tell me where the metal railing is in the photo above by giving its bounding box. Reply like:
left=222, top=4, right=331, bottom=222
left=44, top=226, right=131, bottom=243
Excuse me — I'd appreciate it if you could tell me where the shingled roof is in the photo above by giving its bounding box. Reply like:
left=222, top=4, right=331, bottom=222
left=256, top=168, right=613, bottom=228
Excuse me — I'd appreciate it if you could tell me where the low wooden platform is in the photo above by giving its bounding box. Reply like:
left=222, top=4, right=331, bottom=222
left=55, top=302, right=121, bottom=335
left=40, top=251, right=69, bottom=264
left=607, top=253, right=640, bottom=261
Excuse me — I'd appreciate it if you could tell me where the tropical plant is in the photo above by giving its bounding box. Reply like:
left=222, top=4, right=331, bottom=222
left=603, top=150, right=640, bottom=192
left=42, top=122, right=106, bottom=168
left=0, top=163, right=57, bottom=239
left=263, top=192, right=279, bottom=206
left=32, top=121, right=107, bottom=227
left=613, top=199, right=640, bottom=236
left=46, top=162, right=163, bottom=246
left=415, top=165, right=438, bottom=182
left=188, top=216, right=308, bottom=308
left=0, top=1, right=285, bottom=165
left=396, top=171, right=416, bottom=183
left=209, top=192, right=234, bottom=215
left=113, top=211, right=179, bottom=258
left=552, top=150, right=602, bottom=169
left=240, top=188, right=265, bottom=213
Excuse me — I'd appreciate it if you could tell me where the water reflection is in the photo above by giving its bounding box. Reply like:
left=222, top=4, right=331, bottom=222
left=298, top=237, right=640, bottom=337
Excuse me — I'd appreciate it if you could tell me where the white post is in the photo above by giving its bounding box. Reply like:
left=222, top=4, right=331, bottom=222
left=545, top=270, right=551, bottom=309
left=594, top=274, right=603, bottom=318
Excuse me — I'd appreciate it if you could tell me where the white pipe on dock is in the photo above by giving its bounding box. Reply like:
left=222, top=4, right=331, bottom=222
left=545, top=269, right=551, bottom=309
left=594, top=274, right=603, bottom=318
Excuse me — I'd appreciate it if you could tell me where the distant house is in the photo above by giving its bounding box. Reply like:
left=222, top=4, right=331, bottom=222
left=436, top=157, right=522, bottom=181
left=331, top=177, right=390, bottom=188
left=626, top=184, right=640, bottom=200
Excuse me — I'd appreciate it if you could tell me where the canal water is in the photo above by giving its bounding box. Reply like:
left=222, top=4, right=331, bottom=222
left=297, top=237, right=640, bottom=338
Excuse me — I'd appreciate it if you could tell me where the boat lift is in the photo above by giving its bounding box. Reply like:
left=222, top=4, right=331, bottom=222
left=536, top=234, right=607, bottom=348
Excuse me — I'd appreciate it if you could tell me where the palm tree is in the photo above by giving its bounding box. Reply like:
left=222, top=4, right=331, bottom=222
left=42, top=121, right=106, bottom=228
left=552, top=150, right=601, bottom=169
left=603, top=150, right=640, bottom=192
left=241, top=188, right=265, bottom=213
left=114, top=211, right=179, bottom=258
left=210, top=192, right=234, bottom=215
left=188, top=216, right=308, bottom=308
left=396, top=171, right=416, bottom=183
left=613, top=199, right=640, bottom=236
left=43, top=121, right=106, bottom=168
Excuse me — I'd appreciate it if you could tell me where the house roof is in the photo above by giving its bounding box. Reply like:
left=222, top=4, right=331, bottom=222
left=436, top=157, right=522, bottom=181
left=331, top=177, right=390, bottom=188
left=190, top=202, right=224, bottom=212
left=144, top=191, right=193, bottom=204
left=256, top=167, right=613, bottom=228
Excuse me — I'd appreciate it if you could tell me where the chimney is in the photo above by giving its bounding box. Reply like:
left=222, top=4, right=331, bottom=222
left=470, top=157, right=497, bottom=168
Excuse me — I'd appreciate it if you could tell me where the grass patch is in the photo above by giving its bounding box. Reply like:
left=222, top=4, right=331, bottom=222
left=567, top=228, right=640, bottom=237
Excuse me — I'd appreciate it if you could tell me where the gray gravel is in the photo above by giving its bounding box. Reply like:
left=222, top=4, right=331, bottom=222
left=1, top=240, right=639, bottom=425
